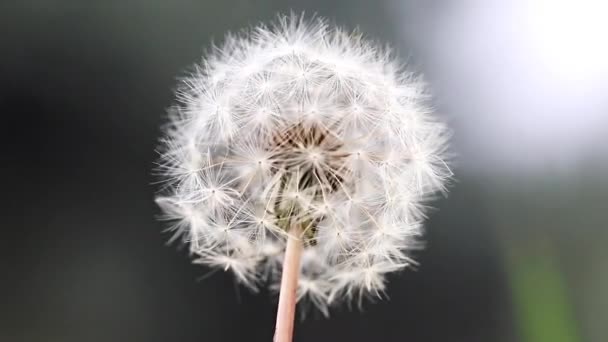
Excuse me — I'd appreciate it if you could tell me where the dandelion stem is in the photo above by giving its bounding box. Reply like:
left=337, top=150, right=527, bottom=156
left=274, top=225, right=303, bottom=342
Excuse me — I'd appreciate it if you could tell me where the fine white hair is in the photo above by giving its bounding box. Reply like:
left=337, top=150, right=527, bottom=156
left=155, top=14, right=451, bottom=315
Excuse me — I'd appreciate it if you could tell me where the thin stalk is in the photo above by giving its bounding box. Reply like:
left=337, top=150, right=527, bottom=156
left=274, top=226, right=303, bottom=342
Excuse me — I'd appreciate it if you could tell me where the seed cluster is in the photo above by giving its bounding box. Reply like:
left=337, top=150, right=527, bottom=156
left=268, top=123, right=348, bottom=244
left=155, top=15, right=451, bottom=314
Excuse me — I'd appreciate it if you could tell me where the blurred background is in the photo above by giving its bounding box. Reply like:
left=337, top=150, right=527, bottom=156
left=2, top=1, right=607, bottom=341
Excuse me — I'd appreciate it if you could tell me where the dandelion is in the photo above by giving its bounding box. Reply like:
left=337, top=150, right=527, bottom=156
left=155, top=13, right=451, bottom=342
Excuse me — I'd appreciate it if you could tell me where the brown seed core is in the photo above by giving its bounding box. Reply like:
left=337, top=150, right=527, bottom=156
left=269, top=122, right=348, bottom=191
left=267, top=122, right=350, bottom=245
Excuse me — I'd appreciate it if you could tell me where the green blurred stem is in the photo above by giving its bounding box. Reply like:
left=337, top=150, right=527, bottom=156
left=507, top=244, right=580, bottom=342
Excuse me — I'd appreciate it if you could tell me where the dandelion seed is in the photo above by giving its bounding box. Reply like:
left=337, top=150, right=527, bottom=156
left=155, top=13, right=452, bottom=341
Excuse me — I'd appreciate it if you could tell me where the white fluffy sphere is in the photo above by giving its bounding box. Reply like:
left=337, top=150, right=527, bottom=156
left=155, top=14, right=451, bottom=314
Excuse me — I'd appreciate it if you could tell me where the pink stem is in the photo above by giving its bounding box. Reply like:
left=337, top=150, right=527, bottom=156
left=274, top=228, right=303, bottom=342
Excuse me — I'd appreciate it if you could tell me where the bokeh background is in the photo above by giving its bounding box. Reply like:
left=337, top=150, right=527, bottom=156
left=3, top=1, right=607, bottom=341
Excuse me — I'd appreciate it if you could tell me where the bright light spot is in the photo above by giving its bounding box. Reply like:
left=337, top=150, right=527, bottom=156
left=410, top=0, right=608, bottom=174
left=526, top=0, right=608, bottom=82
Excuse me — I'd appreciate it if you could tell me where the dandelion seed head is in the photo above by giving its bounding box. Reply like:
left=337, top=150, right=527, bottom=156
left=155, top=13, right=451, bottom=314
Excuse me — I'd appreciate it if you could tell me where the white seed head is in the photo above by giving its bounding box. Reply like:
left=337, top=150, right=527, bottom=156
left=155, top=14, right=452, bottom=314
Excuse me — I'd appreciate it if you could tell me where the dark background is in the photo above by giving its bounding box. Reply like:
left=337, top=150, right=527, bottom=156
left=3, top=1, right=607, bottom=341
